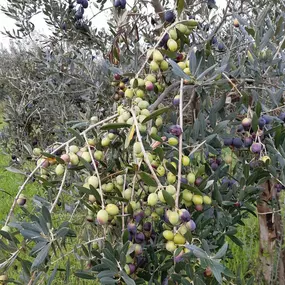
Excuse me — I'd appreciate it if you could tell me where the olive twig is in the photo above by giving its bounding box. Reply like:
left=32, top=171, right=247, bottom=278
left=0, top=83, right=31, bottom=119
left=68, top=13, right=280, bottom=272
left=130, top=108, right=162, bottom=187
left=50, top=165, right=68, bottom=213
left=83, top=133, right=105, bottom=209
left=176, top=79, right=184, bottom=208
left=4, top=114, right=118, bottom=226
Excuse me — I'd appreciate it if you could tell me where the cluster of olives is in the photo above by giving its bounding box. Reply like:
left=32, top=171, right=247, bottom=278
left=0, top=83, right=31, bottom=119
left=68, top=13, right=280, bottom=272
left=210, top=18, right=240, bottom=52
left=111, top=28, right=197, bottom=103
left=114, top=0, right=126, bottom=9
left=222, top=116, right=272, bottom=156
left=73, top=0, right=88, bottom=20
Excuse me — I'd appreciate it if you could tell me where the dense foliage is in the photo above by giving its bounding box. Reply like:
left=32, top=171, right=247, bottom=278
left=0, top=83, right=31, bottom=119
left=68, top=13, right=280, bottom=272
left=0, top=0, right=285, bottom=284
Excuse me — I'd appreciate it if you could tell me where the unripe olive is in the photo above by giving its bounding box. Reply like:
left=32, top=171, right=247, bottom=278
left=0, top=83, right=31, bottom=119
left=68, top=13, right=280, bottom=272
left=69, top=145, right=79, bottom=153
left=150, top=60, right=160, bottom=71
left=153, top=49, right=164, bottom=62
left=147, top=193, right=158, bottom=206
left=106, top=204, right=119, bottom=216
left=160, top=60, right=169, bottom=71
left=182, top=190, right=193, bottom=202
left=168, top=137, right=179, bottom=146
left=166, top=241, right=177, bottom=252
left=88, top=176, right=99, bottom=188
left=94, top=150, right=103, bottom=161
left=167, top=39, right=178, bottom=52
left=187, top=173, right=196, bottom=184
left=182, top=156, right=190, bottom=166
left=203, top=196, right=212, bottom=205
left=97, top=209, right=109, bottom=225
left=125, top=88, right=134, bottom=99
left=81, top=152, right=92, bottom=163
left=101, top=137, right=111, bottom=147
left=33, top=148, right=42, bottom=156
left=70, top=153, right=79, bottom=165
left=55, top=164, right=65, bottom=176
left=168, top=211, right=180, bottom=225
left=192, top=195, right=203, bottom=205
left=173, top=233, right=186, bottom=244
left=163, top=230, right=174, bottom=241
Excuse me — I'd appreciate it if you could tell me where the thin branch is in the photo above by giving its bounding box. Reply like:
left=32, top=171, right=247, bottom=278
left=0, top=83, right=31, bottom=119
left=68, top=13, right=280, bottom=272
left=50, top=166, right=68, bottom=213
left=51, top=237, right=105, bottom=265
left=4, top=114, right=118, bottom=226
left=222, top=73, right=243, bottom=98
left=149, top=81, right=181, bottom=111
left=264, top=34, right=285, bottom=76
left=130, top=108, right=162, bottom=187
left=175, top=79, right=184, bottom=208
left=83, top=133, right=105, bottom=209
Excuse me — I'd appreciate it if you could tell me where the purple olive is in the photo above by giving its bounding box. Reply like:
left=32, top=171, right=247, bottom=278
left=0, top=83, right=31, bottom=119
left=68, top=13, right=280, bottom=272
left=114, top=0, right=121, bottom=7
left=128, top=263, right=136, bottom=274
left=179, top=209, right=191, bottom=222
left=135, top=232, right=145, bottom=243
left=249, top=160, right=262, bottom=169
left=208, top=0, right=216, bottom=9
left=218, top=43, right=225, bottom=51
left=237, top=125, right=244, bottom=132
left=195, top=177, right=203, bottom=186
left=211, top=36, right=217, bottom=45
left=163, top=211, right=170, bottom=223
left=169, top=125, right=182, bottom=136
left=244, top=137, right=253, bottom=147
left=262, top=115, right=272, bottom=124
left=173, top=96, right=180, bottom=106
left=164, top=10, right=176, bottom=23
left=120, top=0, right=126, bottom=9
left=162, top=277, right=169, bottom=285
left=232, top=137, right=243, bottom=148
left=187, top=219, right=196, bottom=231
left=223, top=138, right=233, bottom=146
left=221, top=177, right=230, bottom=186
left=279, top=112, right=285, bottom=122
left=143, top=222, right=152, bottom=232
left=127, top=222, right=137, bottom=235
left=134, top=211, right=144, bottom=223
left=251, top=142, right=262, bottom=153
left=75, top=6, right=84, bottom=20
left=242, top=118, right=252, bottom=130
left=258, top=117, right=266, bottom=129
left=81, top=0, right=88, bottom=8
left=180, top=177, right=188, bottom=184
left=211, top=162, right=219, bottom=171
left=159, top=33, right=169, bottom=47
left=214, top=159, right=221, bottom=166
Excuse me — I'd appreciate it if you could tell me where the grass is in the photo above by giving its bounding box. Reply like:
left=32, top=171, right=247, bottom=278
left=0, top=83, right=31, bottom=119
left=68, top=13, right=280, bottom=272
left=0, top=150, right=97, bottom=284
left=0, top=152, right=40, bottom=222
left=226, top=214, right=259, bottom=283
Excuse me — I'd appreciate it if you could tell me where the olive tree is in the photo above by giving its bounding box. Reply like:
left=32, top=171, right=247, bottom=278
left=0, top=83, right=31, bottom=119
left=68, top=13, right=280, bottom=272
left=0, top=0, right=285, bottom=284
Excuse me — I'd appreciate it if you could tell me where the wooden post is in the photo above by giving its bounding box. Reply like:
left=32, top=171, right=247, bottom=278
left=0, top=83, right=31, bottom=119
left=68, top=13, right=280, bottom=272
left=257, top=181, right=285, bottom=284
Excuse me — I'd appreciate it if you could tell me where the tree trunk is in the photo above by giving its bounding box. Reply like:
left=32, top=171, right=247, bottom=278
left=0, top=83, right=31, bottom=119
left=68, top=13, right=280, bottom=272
left=258, top=180, right=285, bottom=284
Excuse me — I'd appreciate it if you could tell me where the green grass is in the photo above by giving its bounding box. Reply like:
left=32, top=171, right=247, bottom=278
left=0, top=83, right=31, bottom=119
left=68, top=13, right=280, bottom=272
left=226, top=214, right=259, bottom=283
left=0, top=152, right=40, bottom=222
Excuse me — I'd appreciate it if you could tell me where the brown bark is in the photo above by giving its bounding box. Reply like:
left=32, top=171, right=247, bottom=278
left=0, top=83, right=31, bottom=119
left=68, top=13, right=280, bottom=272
left=258, top=181, right=285, bottom=284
